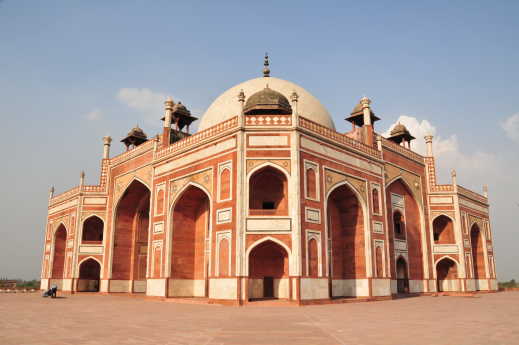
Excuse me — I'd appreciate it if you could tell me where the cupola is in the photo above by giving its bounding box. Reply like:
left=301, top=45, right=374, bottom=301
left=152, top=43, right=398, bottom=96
left=387, top=122, right=415, bottom=148
left=243, top=86, right=292, bottom=115
left=121, top=125, right=147, bottom=150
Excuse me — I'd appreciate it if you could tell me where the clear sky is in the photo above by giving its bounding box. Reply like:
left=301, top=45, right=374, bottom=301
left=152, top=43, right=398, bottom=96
left=1, top=1, right=517, bottom=280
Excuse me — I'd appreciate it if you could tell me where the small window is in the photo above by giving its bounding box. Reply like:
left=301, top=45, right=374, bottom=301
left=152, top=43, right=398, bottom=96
left=434, top=233, right=439, bottom=241
left=262, top=201, right=275, bottom=210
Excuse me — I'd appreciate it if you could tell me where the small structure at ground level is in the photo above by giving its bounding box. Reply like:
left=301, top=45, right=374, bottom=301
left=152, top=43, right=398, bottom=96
left=41, top=56, right=497, bottom=304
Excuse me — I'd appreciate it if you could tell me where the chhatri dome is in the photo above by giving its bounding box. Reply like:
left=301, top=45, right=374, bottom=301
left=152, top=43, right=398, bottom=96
left=198, top=54, right=335, bottom=131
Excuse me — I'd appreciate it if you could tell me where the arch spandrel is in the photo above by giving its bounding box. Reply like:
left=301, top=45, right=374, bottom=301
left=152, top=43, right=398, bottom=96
left=468, top=215, right=484, bottom=234
left=81, top=212, right=106, bottom=222
left=246, top=159, right=291, bottom=175
left=113, top=166, right=153, bottom=203
left=324, top=169, right=367, bottom=202
left=431, top=211, right=455, bottom=222
left=169, top=169, right=213, bottom=207
left=384, top=164, right=423, bottom=208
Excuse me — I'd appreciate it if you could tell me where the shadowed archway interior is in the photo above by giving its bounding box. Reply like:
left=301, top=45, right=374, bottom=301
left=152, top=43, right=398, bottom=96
left=51, top=225, right=67, bottom=279
left=112, top=180, right=150, bottom=292
left=170, top=185, right=210, bottom=297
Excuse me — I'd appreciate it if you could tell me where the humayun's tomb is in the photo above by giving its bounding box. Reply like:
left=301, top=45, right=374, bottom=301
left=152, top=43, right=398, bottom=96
left=40, top=56, right=497, bottom=304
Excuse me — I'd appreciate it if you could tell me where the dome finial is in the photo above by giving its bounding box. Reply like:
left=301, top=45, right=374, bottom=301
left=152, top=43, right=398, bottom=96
left=263, top=52, right=270, bottom=77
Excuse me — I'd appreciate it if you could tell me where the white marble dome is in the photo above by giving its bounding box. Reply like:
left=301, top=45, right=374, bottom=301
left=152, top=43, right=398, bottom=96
left=198, top=76, right=335, bottom=131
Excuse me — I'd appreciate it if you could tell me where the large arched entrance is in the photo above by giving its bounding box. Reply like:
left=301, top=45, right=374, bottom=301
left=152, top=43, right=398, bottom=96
left=386, top=179, right=424, bottom=288
left=396, top=256, right=409, bottom=294
left=471, top=224, right=486, bottom=290
left=112, top=180, right=150, bottom=293
left=51, top=224, right=67, bottom=280
left=170, top=185, right=210, bottom=297
left=326, top=183, right=365, bottom=298
left=77, top=259, right=101, bottom=292
left=248, top=240, right=289, bottom=300
left=436, top=258, right=458, bottom=292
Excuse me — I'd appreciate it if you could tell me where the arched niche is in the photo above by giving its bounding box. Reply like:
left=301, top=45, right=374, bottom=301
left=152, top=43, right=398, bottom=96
left=433, top=215, right=455, bottom=244
left=82, top=216, right=104, bottom=243
left=249, top=165, right=288, bottom=216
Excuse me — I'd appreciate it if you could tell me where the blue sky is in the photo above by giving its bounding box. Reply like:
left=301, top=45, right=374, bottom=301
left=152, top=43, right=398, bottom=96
left=1, top=1, right=518, bottom=280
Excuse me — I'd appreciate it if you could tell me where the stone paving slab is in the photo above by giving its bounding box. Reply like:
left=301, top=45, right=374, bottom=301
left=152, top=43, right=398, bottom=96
left=0, top=292, right=517, bottom=345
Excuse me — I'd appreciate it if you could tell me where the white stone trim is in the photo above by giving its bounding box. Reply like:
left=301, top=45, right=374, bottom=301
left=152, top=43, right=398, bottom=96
left=305, top=230, right=322, bottom=277
left=153, top=221, right=164, bottom=234
left=217, top=160, right=233, bottom=202
left=373, top=239, right=386, bottom=277
left=370, top=182, right=382, bottom=216
left=305, top=207, right=321, bottom=224
left=303, top=160, right=320, bottom=201
left=215, top=231, right=232, bottom=277
left=151, top=240, right=163, bottom=278
left=216, top=207, right=232, bottom=224
left=154, top=183, right=166, bottom=216
left=373, top=221, right=384, bottom=234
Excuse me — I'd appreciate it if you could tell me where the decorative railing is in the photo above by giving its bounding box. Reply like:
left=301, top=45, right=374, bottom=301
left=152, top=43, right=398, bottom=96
left=430, top=184, right=454, bottom=192
left=82, top=185, right=105, bottom=192
left=299, top=117, right=381, bottom=159
left=458, top=185, right=488, bottom=204
left=155, top=116, right=238, bottom=160
left=380, top=137, right=424, bottom=164
left=245, top=114, right=292, bottom=126
left=49, top=186, right=80, bottom=206
left=110, top=139, right=155, bottom=166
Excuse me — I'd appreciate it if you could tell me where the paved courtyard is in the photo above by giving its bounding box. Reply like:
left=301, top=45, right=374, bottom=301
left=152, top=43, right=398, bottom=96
left=1, top=292, right=517, bottom=345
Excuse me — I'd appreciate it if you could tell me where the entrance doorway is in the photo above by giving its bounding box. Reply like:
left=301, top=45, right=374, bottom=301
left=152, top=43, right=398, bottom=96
left=248, top=240, right=289, bottom=300
left=396, top=257, right=409, bottom=294
left=263, top=277, right=274, bottom=298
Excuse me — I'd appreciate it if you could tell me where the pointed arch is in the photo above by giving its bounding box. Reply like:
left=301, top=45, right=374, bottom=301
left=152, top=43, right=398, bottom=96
left=386, top=177, right=426, bottom=282
left=245, top=236, right=292, bottom=276
left=247, top=237, right=290, bottom=299
left=325, top=180, right=369, bottom=297
left=77, top=257, right=101, bottom=292
left=51, top=224, right=68, bottom=279
left=81, top=215, right=104, bottom=243
left=470, top=223, right=486, bottom=282
left=432, top=214, right=455, bottom=244
left=168, top=183, right=211, bottom=297
left=109, top=178, right=151, bottom=292
left=436, top=256, right=459, bottom=292
left=247, top=163, right=289, bottom=216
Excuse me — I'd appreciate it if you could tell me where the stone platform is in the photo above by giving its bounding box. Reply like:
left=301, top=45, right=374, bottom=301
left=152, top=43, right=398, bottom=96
left=1, top=291, right=517, bottom=345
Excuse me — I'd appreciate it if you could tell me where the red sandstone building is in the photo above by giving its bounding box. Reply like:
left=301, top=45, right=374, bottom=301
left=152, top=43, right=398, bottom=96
left=40, top=58, right=497, bottom=303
